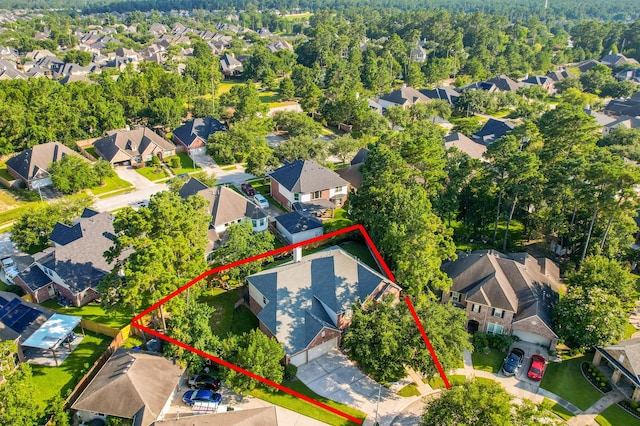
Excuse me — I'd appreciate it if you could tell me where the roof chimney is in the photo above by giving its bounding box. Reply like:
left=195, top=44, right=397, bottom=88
left=293, top=246, right=302, bottom=263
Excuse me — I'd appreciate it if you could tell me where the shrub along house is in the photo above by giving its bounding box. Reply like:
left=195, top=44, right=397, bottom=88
left=247, top=246, right=401, bottom=366
left=441, top=250, right=561, bottom=350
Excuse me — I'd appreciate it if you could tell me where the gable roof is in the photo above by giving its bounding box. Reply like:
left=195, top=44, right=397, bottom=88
left=596, top=338, right=640, bottom=387
left=379, top=86, right=430, bottom=107
left=336, top=163, right=364, bottom=189
left=72, top=348, right=184, bottom=425
left=275, top=211, right=323, bottom=234
left=177, top=177, right=209, bottom=199
left=443, top=250, right=560, bottom=329
left=94, top=127, right=175, bottom=163
left=605, top=115, right=640, bottom=131
left=172, top=117, right=226, bottom=147
left=247, top=247, right=398, bottom=355
left=605, top=97, right=640, bottom=117
left=350, top=147, right=370, bottom=166
left=30, top=212, right=123, bottom=294
left=6, top=142, right=86, bottom=183
left=156, top=406, right=278, bottom=426
left=472, top=119, right=516, bottom=145
left=601, top=53, right=639, bottom=67
left=487, top=75, right=522, bottom=93
left=522, top=75, right=553, bottom=86
left=546, top=69, right=574, bottom=82
left=269, top=160, right=348, bottom=194
left=444, top=132, right=487, bottom=160
left=420, top=87, right=461, bottom=106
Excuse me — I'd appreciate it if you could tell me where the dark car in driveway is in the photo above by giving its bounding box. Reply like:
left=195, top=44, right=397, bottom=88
left=187, top=374, right=221, bottom=390
left=241, top=183, right=255, bottom=196
left=182, top=389, right=222, bottom=405
left=502, top=347, right=525, bottom=376
left=527, top=354, right=546, bottom=381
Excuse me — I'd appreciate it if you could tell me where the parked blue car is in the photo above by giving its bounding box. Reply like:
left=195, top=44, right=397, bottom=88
left=182, top=389, right=222, bottom=405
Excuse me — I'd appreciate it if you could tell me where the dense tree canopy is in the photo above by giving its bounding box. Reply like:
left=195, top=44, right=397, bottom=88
left=344, top=296, right=471, bottom=382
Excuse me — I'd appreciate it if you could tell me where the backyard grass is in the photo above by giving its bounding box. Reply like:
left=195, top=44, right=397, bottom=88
left=30, top=329, right=111, bottom=405
left=543, top=398, right=575, bottom=420
left=323, top=206, right=353, bottom=233
left=135, top=165, right=169, bottom=181
left=84, top=146, right=98, bottom=159
left=165, top=153, right=200, bottom=175
left=41, top=300, right=132, bottom=329
left=471, top=348, right=506, bottom=373
left=199, top=287, right=258, bottom=337
left=539, top=353, right=603, bottom=411
left=251, top=379, right=367, bottom=426
left=89, top=174, right=133, bottom=196
left=451, top=219, right=525, bottom=252
left=340, top=240, right=379, bottom=271
left=625, top=323, right=639, bottom=339
left=596, top=404, right=640, bottom=426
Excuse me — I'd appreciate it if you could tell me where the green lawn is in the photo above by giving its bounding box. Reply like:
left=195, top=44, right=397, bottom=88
left=471, top=348, right=506, bottom=373
left=135, top=165, right=169, bottom=181
left=90, top=174, right=133, bottom=196
left=84, top=146, right=98, bottom=159
left=41, top=300, right=132, bottom=329
left=625, top=323, right=639, bottom=339
left=0, top=166, right=13, bottom=180
left=251, top=182, right=285, bottom=212
left=543, top=398, right=575, bottom=420
left=165, top=153, right=200, bottom=175
left=428, top=374, right=467, bottom=389
left=31, top=329, right=111, bottom=405
left=596, top=404, right=640, bottom=426
left=397, top=383, right=420, bottom=397
left=451, top=219, right=525, bottom=252
left=221, top=164, right=237, bottom=171
left=340, top=240, right=379, bottom=271
left=323, top=207, right=353, bottom=233
left=199, top=287, right=258, bottom=337
left=540, top=354, right=603, bottom=411
left=251, top=379, right=367, bottom=426
left=0, top=187, right=42, bottom=226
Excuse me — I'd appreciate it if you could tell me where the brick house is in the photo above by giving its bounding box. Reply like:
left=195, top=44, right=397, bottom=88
left=442, top=250, right=561, bottom=350
left=269, top=160, right=349, bottom=213
left=172, top=117, right=226, bottom=155
left=247, top=246, right=401, bottom=366
left=12, top=208, right=127, bottom=307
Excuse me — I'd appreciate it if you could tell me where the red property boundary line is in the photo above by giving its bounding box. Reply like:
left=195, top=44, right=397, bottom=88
left=130, top=224, right=450, bottom=424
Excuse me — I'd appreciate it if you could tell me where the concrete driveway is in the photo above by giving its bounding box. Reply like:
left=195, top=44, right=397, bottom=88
left=297, top=349, right=419, bottom=425
left=114, top=165, right=156, bottom=189
left=497, top=341, right=550, bottom=396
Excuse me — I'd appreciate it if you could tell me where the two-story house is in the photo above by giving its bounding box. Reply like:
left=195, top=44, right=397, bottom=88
left=269, top=160, right=349, bottom=213
left=93, top=127, right=176, bottom=166
left=441, top=250, right=561, bottom=350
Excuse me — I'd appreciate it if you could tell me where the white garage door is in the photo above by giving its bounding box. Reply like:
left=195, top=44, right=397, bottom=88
left=289, top=352, right=307, bottom=367
left=306, top=337, right=339, bottom=363
left=190, top=147, right=206, bottom=155
left=512, top=330, right=550, bottom=348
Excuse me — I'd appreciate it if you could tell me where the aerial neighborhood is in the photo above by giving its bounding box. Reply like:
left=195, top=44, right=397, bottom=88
left=2, top=1, right=640, bottom=426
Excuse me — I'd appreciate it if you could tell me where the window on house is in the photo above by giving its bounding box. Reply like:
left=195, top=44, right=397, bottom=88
left=335, top=186, right=343, bottom=192
left=487, top=323, right=503, bottom=334
left=293, top=193, right=300, bottom=201
left=471, top=304, right=481, bottom=313
left=251, top=220, right=257, bottom=227
left=451, top=292, right=461, bottom=303
left=492, top=308, right=504, bottom=318
left=259, top=218, right=265, bottom=226
left=312, top=190, right=322, bottom=199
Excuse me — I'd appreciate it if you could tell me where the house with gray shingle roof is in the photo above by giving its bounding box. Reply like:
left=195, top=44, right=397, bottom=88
left=93, top=127, right=176, bottom=166
left=247, top=246, right=401, bottom=365
left=274, top=211, right=323, bottom=244
left=269, top=160, right=349, bottom=212
left=5, top=142, right=89, bottom=190
left=442, top=250, right=561, bottom=349
left=594, top=338, right=640, bottom=402
left=172, top=117, right=226, bottom=155
left=12, top=208, right=127, bottom=307
left=178, top=179, right=268, bottom=252
left=378, top=86, right=430, bottom=110
left=444, top=132, right=487, bottom=160
left=472, top=118, right=516, bottom=146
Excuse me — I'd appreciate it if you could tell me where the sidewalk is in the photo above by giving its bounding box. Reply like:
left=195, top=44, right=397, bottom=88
left=566, top=390, right=625, bottom=426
